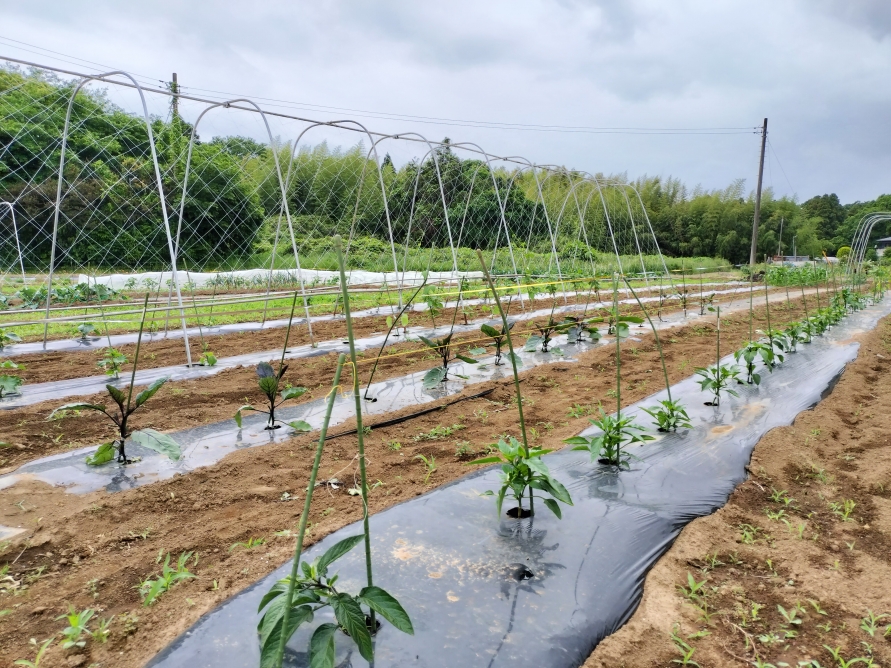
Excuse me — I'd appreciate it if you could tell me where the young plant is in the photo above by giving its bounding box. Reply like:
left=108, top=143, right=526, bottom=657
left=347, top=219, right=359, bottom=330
left=480, top=321, right=516, bottom=365
left=49, top=296, right=180, bottom=464
left=198, top=344, right=217, bottom=367
left=258, top=534, right=414, bottom=668
left=234, top=362, right=309, bottom=430
left=625, top=279, right=692, bottom=433
left=525, top=317, right=570, bottom=353
left=139, top=552, right=196, bottom=606
left=694, top=306, right=740, bottom=406
left=97, top=347, right=127, bottom=379
left=476, top=249, right=564, bottom=517
left=422, top=286, right=443, bottom=329
left=0, top=327, right=21, bottom=349
left=75, top=322, right=96, bottom=340
left=783, top=321, right=809, bottom=350
left=56, top=604, right=95, bottom=649
left=564, top=410, right=654, bottom=467
left=0, top=366, right=23, bottom=398
left=734, top=340, right=775, bottom=385
left=234, top=293, right=310, bottom=431
left=467, top=435, right=573, bottom=518
left=413, top=453, right=437, bottom=484
left=564, top=316, right=602, bottom=344
left=641, top=400, right=692, bottom=433
left=13, top=638, right=53, bottom=667
left=419, top=333, right=478, bottom=387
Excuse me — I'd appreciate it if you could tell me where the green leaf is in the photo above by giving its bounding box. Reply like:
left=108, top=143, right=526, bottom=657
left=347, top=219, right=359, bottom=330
left=480, top=324, right=500, bottom=337
left=49, top=402, right=107, bottom=419
left=619, top=315, right=645, bottom=324
left=309, top=623, right=338, bottom=668
left=331, top=593, right=373, bottom=661
left=317, top=534, right=364, bottom=577
left=85, top=442, right=115, bottom=466
left=130, top=429, right=181, bottom=461
left=281, top=386, right=308, bottom=401
left=455, top=354, right=479, bottom=364
left=505, top=352, right=523, bottom=367
left=543, top=498, right=562, bottom=519
left=465, top=456, right=502, bottom=465
left=258, top=376, right=279, bottom=399
left=468, top=347, right=487, bottom=355
left=256, top=362, right=276, bottom=378
left=496, top=485, right=507, bottom=518
left=523, top=336, right=542, bottom=352
left=234, top=405, right=254, bottom=428
left=422, top=366, right=446, bottom=389
left=134, top=377, right=168, bottom=408
left=258, top=579, right=289, bottom=613
left=562, top=436, right=591, bottom=445
left=417, top=335, right=437, bottom=350
left=258, top=604, right=314, bottom=668
left=105, top=384, right=126, bottom=406
left=287, top=420, right=312, bottom=432
left=358, top=586, right=414, bottom=634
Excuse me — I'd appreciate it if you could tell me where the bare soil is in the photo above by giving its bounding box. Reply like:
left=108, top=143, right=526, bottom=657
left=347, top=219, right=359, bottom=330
left=585, top=315, right=891, bottom=668
left=0, top=296, right=821, bottom=667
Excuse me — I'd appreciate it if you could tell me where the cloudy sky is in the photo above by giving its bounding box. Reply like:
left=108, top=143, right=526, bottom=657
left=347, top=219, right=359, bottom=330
left=2, top=0, right=890, bottom=203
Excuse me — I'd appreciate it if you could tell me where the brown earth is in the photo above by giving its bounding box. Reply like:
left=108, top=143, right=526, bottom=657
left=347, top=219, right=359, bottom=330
left=3, top=284, right=783, bottom=383
left=0, top=293, right=810, bottom=473
left=585, top=315, right=891, bottom=668
left=0, top=294, right=826, bottom=667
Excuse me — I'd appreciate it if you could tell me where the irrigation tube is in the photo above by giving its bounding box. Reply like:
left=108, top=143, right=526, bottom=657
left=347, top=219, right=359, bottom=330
left=143, top=295, right=890, bottom=668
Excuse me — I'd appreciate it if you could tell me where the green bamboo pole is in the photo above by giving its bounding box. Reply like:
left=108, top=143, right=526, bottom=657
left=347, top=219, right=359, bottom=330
left=271, top=353, right=346, bottom=668
left=623, top=278, right=672, bottom=404
left=333, top=236, right=375, bottom=624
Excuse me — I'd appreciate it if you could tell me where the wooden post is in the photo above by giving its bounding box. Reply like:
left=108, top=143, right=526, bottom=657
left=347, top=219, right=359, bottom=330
left=748, top=118, right=768, bottom=268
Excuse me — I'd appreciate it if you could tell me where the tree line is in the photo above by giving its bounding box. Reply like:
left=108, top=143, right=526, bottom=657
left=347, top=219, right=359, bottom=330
left=1, top=66, right=887, bottom=272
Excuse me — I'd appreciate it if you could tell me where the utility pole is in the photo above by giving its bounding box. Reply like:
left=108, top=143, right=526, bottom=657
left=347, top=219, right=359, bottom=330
left=748, top=117, right=768, bottom=268
left=171, top=72, right=179, bottom=120
left=777, top=216, right=783, bottom=257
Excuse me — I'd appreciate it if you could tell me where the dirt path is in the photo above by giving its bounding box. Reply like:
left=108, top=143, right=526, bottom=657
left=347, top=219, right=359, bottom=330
left=585, top=316, right=891, bottom=668
left=0, top=297, right=827, bottom=668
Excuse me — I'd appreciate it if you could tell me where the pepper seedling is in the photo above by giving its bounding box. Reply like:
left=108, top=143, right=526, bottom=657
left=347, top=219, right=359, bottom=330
left=564, top=410, right=654, bottom=468
left=97, top=347, right=127, bottom=379
left=234, top=362, right=310, bottom=431
left=467, top=435, right=573, bottom=518
left=258, top=534, right=414, bottom=668
left=734, top=341, right=775, bottom=385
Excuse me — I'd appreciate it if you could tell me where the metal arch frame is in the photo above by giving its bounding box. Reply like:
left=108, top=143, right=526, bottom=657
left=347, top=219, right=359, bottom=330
left=43, top=70, right=192, bottom=362
left=500, top=158, right=568, bottom=303
left=1, top=201, right=26, bottom=282
left=847, top=211, right=891, bottom=275
left=618, top=181, right=673, bottom=286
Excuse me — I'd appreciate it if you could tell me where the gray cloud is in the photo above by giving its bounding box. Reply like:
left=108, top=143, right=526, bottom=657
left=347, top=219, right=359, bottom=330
left=1, top=0, right=890, bottom=202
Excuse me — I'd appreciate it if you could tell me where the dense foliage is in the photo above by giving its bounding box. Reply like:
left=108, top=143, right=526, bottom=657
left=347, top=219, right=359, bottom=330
left=2, top=66, right=888, bottom=272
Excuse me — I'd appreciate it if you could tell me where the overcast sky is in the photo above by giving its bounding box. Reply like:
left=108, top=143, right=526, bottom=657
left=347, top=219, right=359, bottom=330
left=2, top=0, right=890, bottom=203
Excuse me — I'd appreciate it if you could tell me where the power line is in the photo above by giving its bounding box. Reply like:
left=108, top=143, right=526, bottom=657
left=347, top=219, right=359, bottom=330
left=767, top=138, right=797, bottom=197
left=0, top=34, right=757, bottom=136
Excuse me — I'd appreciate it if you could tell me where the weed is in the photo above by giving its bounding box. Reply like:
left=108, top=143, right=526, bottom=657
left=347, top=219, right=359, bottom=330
left=739, top=523, right=760, bottom=544
left=829, top=499, right=856, bottom=522
left=230, top=537, right=266, bottom=551
left=56, top=604, right=95, bottom=649
left=12, top=638, right=53, bottom=667
left=386, top=440, right=402, bottom=451
left=669, top=625, right=701, bottom=666
left=454, top=441, right=475, bottom=459
left=139, top=552, right=196, bottom=606
left=567, top=403, right=594, bottom=419
left=413, top=454, right=437, bottom=484
left=860, top=610, right=889, bottom=637
left=413, top=424, right=465, bottom=441
left=677, top=572, right=707, bottom=601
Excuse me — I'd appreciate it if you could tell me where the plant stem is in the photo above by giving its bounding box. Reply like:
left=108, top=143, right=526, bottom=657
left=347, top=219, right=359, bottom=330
left=120, top=294, right=150, bottom=461
left=613, top=274, right=621, bottom=418
left=333, top=236, right=375, bottom=623
left=272, top=353, right=345, bottom=668
left=623, top=279, right=671, bottom=403
left=278, top=291, right=299, bottom=374
left=476, top=250, right=533, bottom=514
left=763, top=276, right=773, bottom=353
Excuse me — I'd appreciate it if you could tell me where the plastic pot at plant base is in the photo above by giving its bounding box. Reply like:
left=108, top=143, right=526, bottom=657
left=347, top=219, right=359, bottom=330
left=146, top=299, right=891, bottom=668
